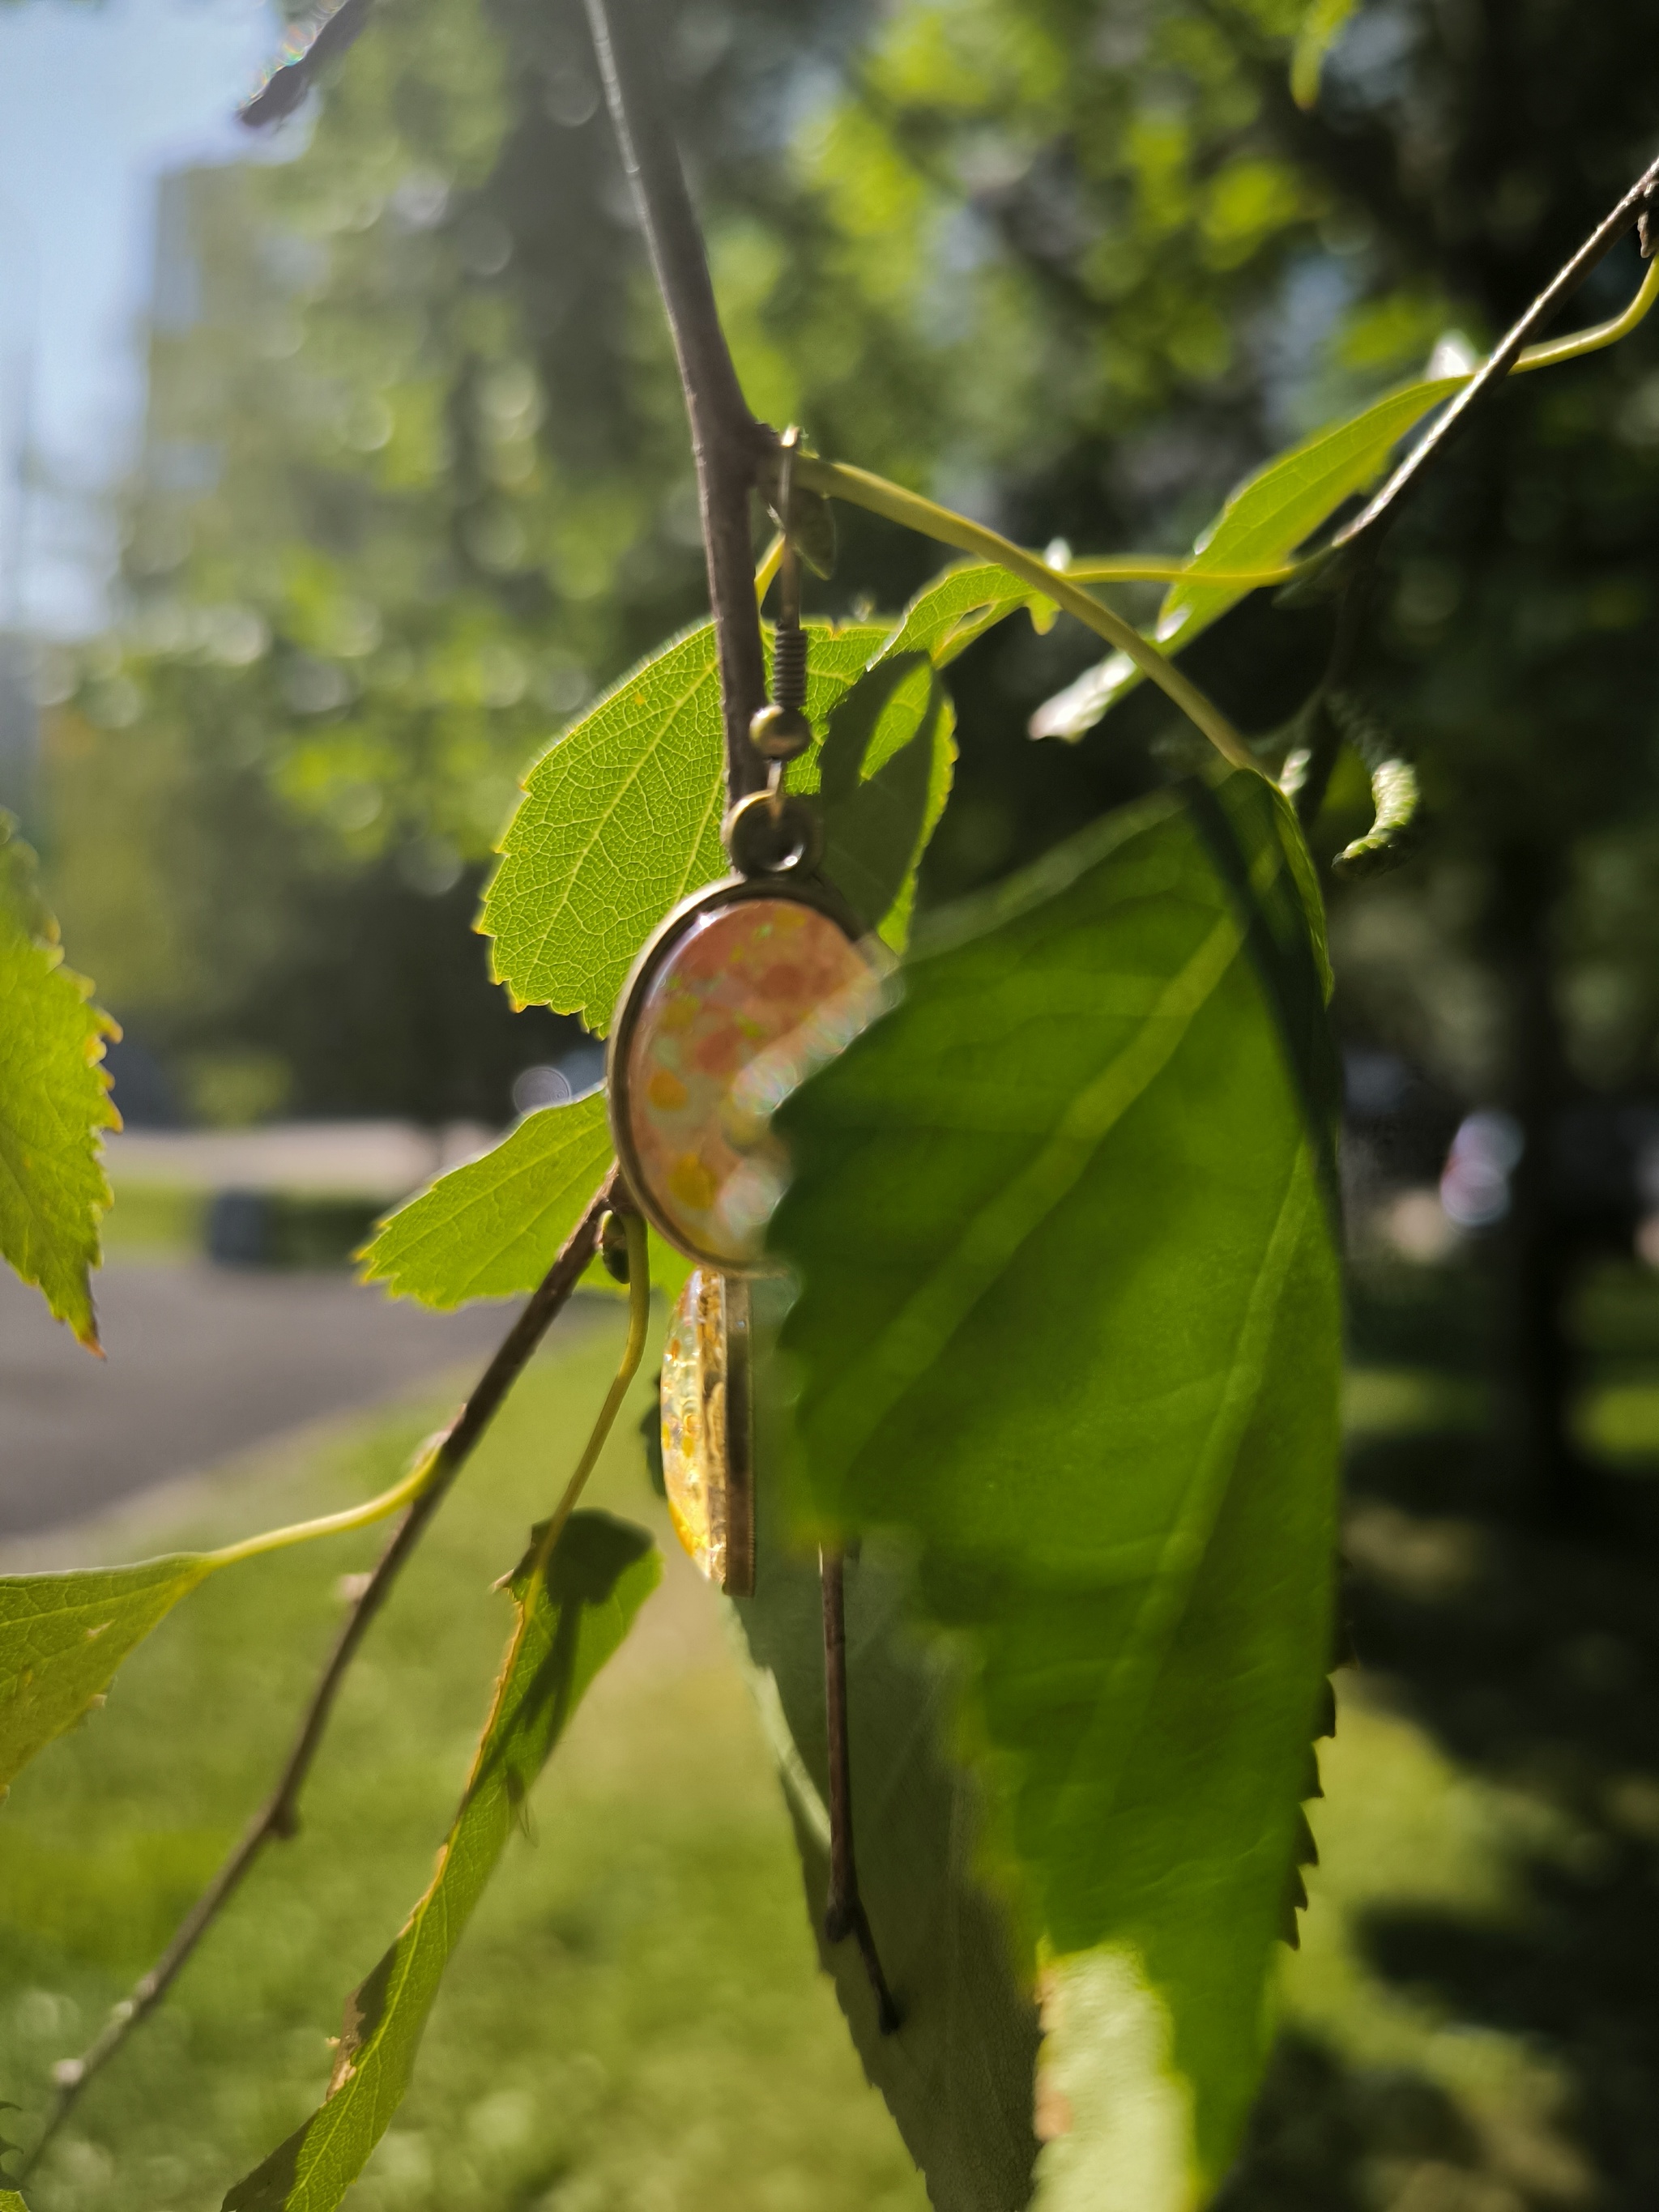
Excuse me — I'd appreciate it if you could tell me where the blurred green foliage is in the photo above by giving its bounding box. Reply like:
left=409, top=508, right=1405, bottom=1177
left=45, top=0, right=1659, bottom=1149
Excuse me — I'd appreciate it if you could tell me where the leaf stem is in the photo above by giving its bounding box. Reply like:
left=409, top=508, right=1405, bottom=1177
left=1066, top=554, right=1299, bottom=586
left=522, top=1212, right=650, bottom=1590
left=206, top=1443, right=445, bottom=1569
left=1509, top=245, right=1659, bottom=375
left=23, top=1178, right=617, bottom=2180
left=1002, top=256, right=1659, bottom=612
left=794, top=454, right=1256, bottom=772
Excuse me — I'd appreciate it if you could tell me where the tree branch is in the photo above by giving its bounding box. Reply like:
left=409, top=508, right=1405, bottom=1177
left=23, top=1178, right=616, bottom=2176
left=582, top=0, right=770, bottom=804
left=1337, top=148, right=1659, bottom=551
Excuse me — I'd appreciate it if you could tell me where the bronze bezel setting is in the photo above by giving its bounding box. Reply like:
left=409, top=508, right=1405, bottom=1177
left=605, top=867, right=868, bottom=1276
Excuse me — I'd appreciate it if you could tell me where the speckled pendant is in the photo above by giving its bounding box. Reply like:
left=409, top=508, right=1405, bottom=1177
left=609, top=880, right=876, bottom=1273
left=610, top=864, right=880, bottom=1590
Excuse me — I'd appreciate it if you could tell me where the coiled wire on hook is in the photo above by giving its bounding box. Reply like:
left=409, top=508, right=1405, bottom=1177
left=730, top=428, right=820, bottom=878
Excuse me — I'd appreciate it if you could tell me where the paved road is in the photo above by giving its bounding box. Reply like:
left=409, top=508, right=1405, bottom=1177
left=104, top=1119, right=497, bottom=1197
left=0, top=1262, right=529, bottom=1536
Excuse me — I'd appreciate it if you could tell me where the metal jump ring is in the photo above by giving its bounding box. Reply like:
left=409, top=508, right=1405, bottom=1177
left=724, top=789, right=824, bottom=879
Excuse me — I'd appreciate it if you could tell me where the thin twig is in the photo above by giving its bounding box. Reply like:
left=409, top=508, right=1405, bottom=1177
left=1290, top=157, right=1659, bottom=829
left=582, top=0, right=771, bottom=803
left=576, top=14, right=905, bottom=2031
left=517, top=1212, right=650, bottom=1584
left=1337, top=150, right=1659, bottom=550
left=24, top=1178, right=616, bottom=2174
left=819, top=1550, right=899, bottom=2035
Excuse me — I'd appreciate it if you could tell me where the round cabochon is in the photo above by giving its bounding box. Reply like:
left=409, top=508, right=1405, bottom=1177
left=621, top=894, right=876, bottom=1268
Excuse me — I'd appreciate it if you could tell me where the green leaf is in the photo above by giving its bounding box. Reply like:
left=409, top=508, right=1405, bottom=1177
left=880, top=561, right=1056, bottom=670
left=1157, top=381, right=1461, bottom=647
left=223, top=1511, right=660, bottom=2212
left=0, top=813, right=119, bottom=1348
left=359, top=1093, right=612, bottom=1306
left=768, top=769, right=1341, bottom=2204
left=0, top=1452, right=479, bottom=1796
left=483, top=621, right=886, bottom=1033
left=1319, top=691, right=1424, bottom=879
left=728, top=1423, right=1040, bottom=2212
left=1030, top=376, right=1462, bottom=740
left=0, top=1557, right=214, bottom=1794
left=1290, top=0, right=1358, bottom=108
left=0, top=1450, right=504, bottom=1801
left=816, top=652, right=952, bottom=944
left=356, top=1080, right=698, bottom=1311
left=804, top=560, right=1060, bottom=942
left=1333, top=754, right=1422, bottom=878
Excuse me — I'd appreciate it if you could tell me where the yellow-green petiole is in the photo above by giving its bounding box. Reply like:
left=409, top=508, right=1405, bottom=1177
left=207, top=1434, right=450, bottom=1569
left=522, top=1209, right=651, bottom=1586
left=787, top=251, right=1659, bottom=776
left=792, top=454, right=1257, bottom=772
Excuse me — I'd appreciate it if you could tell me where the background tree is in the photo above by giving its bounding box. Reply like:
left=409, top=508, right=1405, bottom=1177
left=48, top=0, right=1659, bottom=1480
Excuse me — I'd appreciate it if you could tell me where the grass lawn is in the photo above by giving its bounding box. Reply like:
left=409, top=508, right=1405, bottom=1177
left=0, top=1301, right=925, bottom=2212
left=1235, top=1259, right=1659, bottom=2210
left=4, top=1266, right=1654, bottom=2210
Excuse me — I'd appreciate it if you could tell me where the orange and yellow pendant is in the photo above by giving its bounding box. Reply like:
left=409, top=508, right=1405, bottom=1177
left=611, top=880, right=875, bottom=1272
left=608, top=855, right=877, bottom=1596
left=606, top=486, right=901, bottom=2030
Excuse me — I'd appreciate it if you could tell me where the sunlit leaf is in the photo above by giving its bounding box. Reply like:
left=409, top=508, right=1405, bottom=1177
left=769, top=769, right=1341, bottom=2206
left=223, top=1511, right=659, bottom=2212
left=377, top=628, right=952, bottom=1312
left=1333, top=754, right=1422, bottom=877
left=730, top=1438, right=1040, bottom=2212
left=1158, top=380, right=1459, bottom=647
left=483, top=598, right=975, bottom=1029
left=1, top=1457, right=503, bottom=1801
left=0, top=1557, right=214, bottom=1794
left=484, top=622, right=885, bottom=1033
left=0, top=813, right=119, bottom=1349
left=816, top=651, right=952, bottom=946
left=881, top=561, right=1056, bottom=670
left=808, top=560, right=1061, bottom=943
left=1030, top=376, right=1461, bottom=739
left=357, top=1076, right=697, bottom=1311
left=359, top=1093, right=612, bottom=1306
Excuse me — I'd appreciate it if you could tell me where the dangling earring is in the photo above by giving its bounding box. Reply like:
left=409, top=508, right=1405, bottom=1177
left=606, top=430, right=899, bottom=2031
